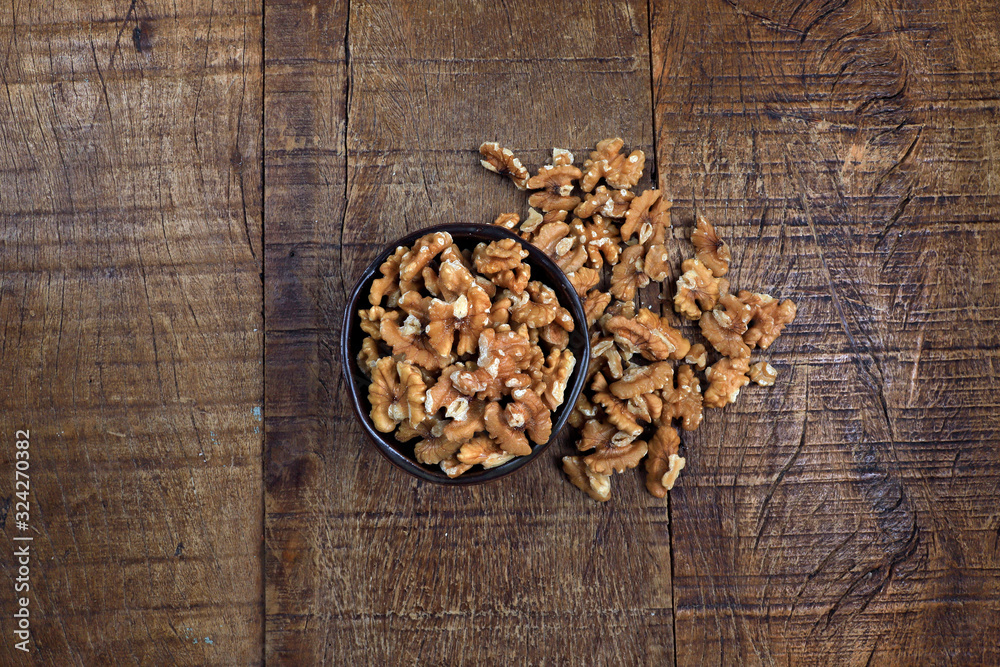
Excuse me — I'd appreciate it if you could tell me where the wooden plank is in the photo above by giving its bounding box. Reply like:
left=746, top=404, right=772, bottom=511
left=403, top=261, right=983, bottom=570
left=263, top=0, right=674, bottom=663
left=0, top=0, right=263, bottom=663
left=650, top=0, right=1000, bottom=663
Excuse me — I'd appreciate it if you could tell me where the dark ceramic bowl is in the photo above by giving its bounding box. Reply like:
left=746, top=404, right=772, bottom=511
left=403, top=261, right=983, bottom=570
left=341, top=223, right=591, bottom=485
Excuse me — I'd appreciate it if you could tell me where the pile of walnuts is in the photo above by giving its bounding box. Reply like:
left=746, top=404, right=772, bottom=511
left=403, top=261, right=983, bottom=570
left=358, top=230, right=577, bottom=477
left=480, top=139, right=796, bottom=501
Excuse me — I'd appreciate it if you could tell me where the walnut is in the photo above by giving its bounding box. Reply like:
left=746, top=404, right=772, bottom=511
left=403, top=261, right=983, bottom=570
left=562, top=455, right=612, bottom=502
left=574, top=186, right=633, bottom=219
left=643, top=244, right=671, bottom=282
left=449, top=328, right=533, bottom=399
left=370, top=246, right=405, bottom=307
left=380, top=310, right=451, bottom=371
left=684, top=343, right=707, bottom=371
left=621, top=189, right=670, bottom=245
left=605, top=299, right=635, bottom=319
left=584, top=436, right=648, bottom=475
left=568, top=267, right=600, bottom=297
left=526, top=164, right=583, bottom=212
left=583, top=290, right=612, bottom=327
left=576, top=418, right=617, bottom=452
left=576, top=214, right=622, bottom=268
left=400, top=231, right=453, bottom=290
left=552, top=234, right=588, bottom=274
left=439, top=455, right=474, bottom=478
left=540, top=322, right=570, bottom=348
left=626, top=392, right=663, bottom=423
left=568, top=392, right=597, bottom=429
left=457, top=435, right=516, bottom=469
left=591, top=338, right=624, bottom=380
left=593, top=391, right=644, bottom=436
left=739, top=291, right=797, bottom=350
left=484, top=388, right=552, bottom=455
left=602, top=307, right=691, bottom=361
left=609, top=244, right=649, bottom=301
left=426, top=289, right=492, bottom=358
left=749, top=361, right=778, bottom=386
left=441, top=398, right=487, bottom=443
left=368, top=358, right=427, bottom=433
left=590, top=370, right=609, bottom=392
left=521, top=208, right=545, bottom=237
left=357, top=337, right=381, bottom=376
left=704, top=357, right=750, bottom=408
left=674, top=258, right=721, bottom=320
left=480, top=141, right=530, bottom=189
left=581, top=137, right=625, bottom=192
left=580, top=137, right=644, bottom=192
left=700, top=293, right=753, bottom=359
left=691, top=215, right=731, bottom=277
left=473, top=239, right=530, bottom=293
left=662, top=364, right=703, bottom=431
left=414, top=431, right=463, bottom=466
left=535, top=348, right=577, bottom=410
left=530, top=221, right=572, bottom=257
left=359, top=305, right=386, bottom=340
left=507, top=282, right=558, bottom=328
left=551, top=147, right=575, bottom=166
left=610, top=361, right=674, bottom=399
left=645, top=425, right=683, bottom=497
left=492, top=212, right=521, bottom=232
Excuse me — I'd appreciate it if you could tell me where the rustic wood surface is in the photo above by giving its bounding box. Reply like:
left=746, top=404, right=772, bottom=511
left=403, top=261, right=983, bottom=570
left=3, top=0, right=999, bottom=664
left=0, top=0, right=264, bottom=664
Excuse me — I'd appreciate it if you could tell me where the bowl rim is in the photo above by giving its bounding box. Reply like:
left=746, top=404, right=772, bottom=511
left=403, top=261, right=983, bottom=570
left=340, top=222, right=592, bottom=485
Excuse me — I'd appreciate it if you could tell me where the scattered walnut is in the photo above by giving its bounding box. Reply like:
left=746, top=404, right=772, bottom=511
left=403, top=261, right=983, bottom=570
left=583, top=290, right=612, bottom=327
left=521, top=208, right=545, bottom=237
left=593, top=391, right=644, bottom=437
left=684, top=343, right=708, bottom=371
left=662, top=364, right=703, bottom=431
left=610, top=361, right=674, bottom=400
left=674, top=258, right=721, bottom=320
left=576, top=214, right=622, bottom=269
left=480, top=142, right=530, bottom=189
left=704, top=357, right=750, bottom=408
left=568, top=267, right=600, bottom=296
left=700, top=293, right=753, bottom=359
left=610, top=244, right=649, bottom=301
left=576, top=419, right=617, bottom=452
left=563, top=455, right=612, bottom=502
left=739, top=291, right=797, bottom=350
left=691, top=215, right=731, bottom=277
left=602, top=308, right=691, bottom=362
left=531, top=221, right=572, bottom=258
left=492, top=212, right=521, bottom=232
left=645, top=425, right=683, bottom=498
left=749, top=361, right=778, bottom=386
left=605, top=299, right=636, bottom=319
left=527, top=164, right=583, bottom=212
left=575, top=186, right=633, bottom=220
left=644, top=244, right=671, bottom=282
left=584, top=437, right=648, bottom=475
left=591, top=337, right=624, bottom=380
left=457, top=435, right=516, bottom=469
left=368, top=358, right=427, bottom=433
left=626, top=392, right=663, bottom=423
left=580, top=137, right=644, bottom=191
left=621, top=189, right=670, bottom=245
left=473, top=238, right=531, bottom=293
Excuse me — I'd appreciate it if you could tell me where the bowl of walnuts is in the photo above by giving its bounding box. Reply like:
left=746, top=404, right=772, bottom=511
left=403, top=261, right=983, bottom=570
left=342, top=223, right=592, bottom=484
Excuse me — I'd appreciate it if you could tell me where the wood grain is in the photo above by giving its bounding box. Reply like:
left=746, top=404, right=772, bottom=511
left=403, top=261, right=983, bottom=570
left=651, top=0, right=1000, bottom=663
left=263, top=0, right=676, bottom=664
left=0, top=0, right=263, bottom=663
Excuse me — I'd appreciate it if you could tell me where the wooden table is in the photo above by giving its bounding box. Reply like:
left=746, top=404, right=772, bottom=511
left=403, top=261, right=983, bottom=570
left=3, top=0, right=998, bottom=664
